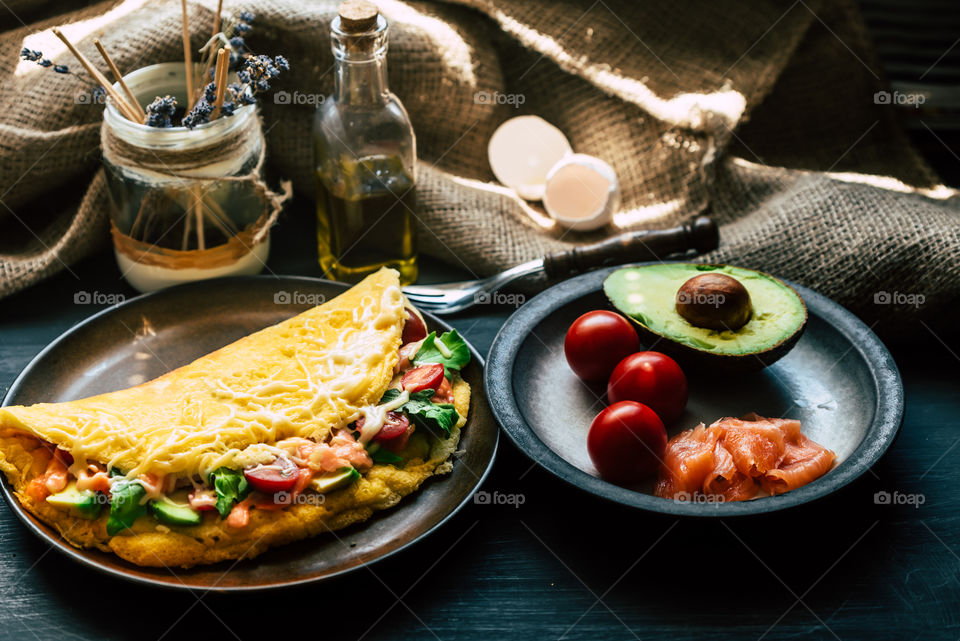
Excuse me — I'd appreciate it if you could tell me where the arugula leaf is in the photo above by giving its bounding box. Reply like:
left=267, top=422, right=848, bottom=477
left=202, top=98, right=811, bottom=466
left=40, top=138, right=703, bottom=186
left=208, top=467, right=250, bottom=518
left=106, top=479, right=147, bottom=536
left=412, top=330, right=470, bottom=376
left=379, top=388, right=404, bottom=404
left=378, top=389, right=460, bottom=436
left=370, top=448, right=404, bottom=465
left=405, top=397, right=460, bottom=435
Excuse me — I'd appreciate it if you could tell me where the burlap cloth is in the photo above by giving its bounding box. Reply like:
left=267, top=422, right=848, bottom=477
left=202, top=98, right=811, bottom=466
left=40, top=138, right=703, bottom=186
left=1, top=0, right=957, bottom=335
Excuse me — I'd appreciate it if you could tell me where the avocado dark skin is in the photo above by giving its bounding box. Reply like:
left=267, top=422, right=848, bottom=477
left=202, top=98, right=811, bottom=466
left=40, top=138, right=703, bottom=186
left=675, top=273, right=753, bottom=331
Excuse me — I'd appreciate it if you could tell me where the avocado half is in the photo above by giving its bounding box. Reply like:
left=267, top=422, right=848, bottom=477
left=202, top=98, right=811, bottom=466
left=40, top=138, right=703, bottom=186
left=604, top=264, right=807, bottom=374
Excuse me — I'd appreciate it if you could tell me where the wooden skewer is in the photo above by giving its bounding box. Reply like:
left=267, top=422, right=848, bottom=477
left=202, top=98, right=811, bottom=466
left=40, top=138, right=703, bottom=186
left=181, top=0, right=196, bottom=108
left=200, top=45, right=219, bottom=98
left=200, top=196, right=236, bottom=238
left=212, top=0, right=223, bottom=42
left=193, top=188, right=205, bottom=250
left=181, top=194, right=193, bottom=251
left=198, top=44, right=217, bottom=101
left=92, top=38, right=145, bottom=120
left=198, top=0, right=224, bottom=100
left=210, top=48, right=228, bottom=119
left=52, top=28, right=142, bottom=123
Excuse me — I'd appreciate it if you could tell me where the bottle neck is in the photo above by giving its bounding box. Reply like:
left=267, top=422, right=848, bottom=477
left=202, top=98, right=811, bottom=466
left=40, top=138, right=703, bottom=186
left=334, top=55, right=388, bottom=104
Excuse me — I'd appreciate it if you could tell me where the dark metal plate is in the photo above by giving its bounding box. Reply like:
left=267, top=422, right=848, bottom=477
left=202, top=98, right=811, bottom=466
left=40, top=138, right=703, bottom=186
left=1, top=276, right=497, bottom=590
left=486, top=264, right=903, bottom=516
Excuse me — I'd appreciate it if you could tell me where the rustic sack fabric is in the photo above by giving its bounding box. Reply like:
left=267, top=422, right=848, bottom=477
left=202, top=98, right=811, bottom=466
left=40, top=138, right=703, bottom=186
left=0, top=0, right=956, bottom=334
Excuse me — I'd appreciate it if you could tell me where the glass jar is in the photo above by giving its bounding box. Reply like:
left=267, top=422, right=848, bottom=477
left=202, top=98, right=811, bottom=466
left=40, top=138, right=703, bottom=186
left=313, top=6, right=418, bottom=285
left=102, top=63, right=271, bottom=293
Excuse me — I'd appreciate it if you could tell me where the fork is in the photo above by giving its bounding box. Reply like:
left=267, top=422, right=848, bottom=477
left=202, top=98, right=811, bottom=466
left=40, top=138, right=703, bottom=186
left=403, top=215, right=718, bottom=315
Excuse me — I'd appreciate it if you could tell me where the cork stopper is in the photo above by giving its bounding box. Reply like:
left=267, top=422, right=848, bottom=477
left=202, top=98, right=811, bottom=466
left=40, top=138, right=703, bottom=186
left=338, top=0, right=379, bottom=33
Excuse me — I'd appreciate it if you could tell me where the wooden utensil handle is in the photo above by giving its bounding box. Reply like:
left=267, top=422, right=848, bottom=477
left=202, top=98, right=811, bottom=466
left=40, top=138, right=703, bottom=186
left=542, top=215, right=718, bottom=280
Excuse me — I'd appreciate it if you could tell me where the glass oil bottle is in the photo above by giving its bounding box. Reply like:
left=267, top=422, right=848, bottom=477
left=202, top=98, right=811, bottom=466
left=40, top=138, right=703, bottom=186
left=314, top=0, right=418, bottom=284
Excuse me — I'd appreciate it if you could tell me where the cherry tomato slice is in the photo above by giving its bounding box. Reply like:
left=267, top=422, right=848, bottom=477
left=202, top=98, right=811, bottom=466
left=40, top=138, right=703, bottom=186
left=402, top=308, right=427, bottom=344
left=374, top=411, right=411, bottom=441
left=244, top=458, right=300, bottom=493
left=401, top=363, right=445, bottom=393
left=380, top=427, right=413, bottom=453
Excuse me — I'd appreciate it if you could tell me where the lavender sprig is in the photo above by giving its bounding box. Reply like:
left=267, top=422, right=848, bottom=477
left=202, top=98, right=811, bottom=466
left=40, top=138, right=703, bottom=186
left=146, top=95, right=177, bottom=128
left=21, top=48, right=105, bottom=102
left=226, top=11, right=254, bottom=70
left=180, top=53, right=289, bottom=128
left=22, top=48, right=67, bottom=73
left=182, top=96, right=214, bottom=128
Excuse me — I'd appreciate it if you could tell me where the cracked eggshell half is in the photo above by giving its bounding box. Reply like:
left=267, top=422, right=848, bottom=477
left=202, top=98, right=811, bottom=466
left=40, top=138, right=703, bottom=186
left=487, top=115, right=572, bottom=201
left=542, top=153, right=619, bottom=231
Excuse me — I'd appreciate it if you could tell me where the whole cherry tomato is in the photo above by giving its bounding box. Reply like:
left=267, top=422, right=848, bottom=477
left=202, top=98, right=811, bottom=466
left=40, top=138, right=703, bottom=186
left=607, top=351, right=688, bottom=424
left=564, top=311, right=640, bottom=382
left=587, top=401, right=667, bottom=483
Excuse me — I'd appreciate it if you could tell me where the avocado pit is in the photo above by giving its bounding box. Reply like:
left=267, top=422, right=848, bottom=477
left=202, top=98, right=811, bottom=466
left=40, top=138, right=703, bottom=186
left=676, top=273, right=752, bottom=331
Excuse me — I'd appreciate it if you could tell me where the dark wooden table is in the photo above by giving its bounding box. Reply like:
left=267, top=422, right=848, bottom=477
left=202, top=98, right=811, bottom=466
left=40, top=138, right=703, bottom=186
left=1, top=202, right=958, bottom=641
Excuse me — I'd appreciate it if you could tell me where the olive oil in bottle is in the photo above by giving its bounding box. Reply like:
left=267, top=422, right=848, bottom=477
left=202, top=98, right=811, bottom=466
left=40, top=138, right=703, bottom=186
left=314, top=1, right=418, bottom=284
left=316, top=155, right=416, bottom=282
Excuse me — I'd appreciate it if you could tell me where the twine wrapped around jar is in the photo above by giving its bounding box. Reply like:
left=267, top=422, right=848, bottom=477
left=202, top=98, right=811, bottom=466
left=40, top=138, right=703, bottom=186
left=99, top=63, right=291, bottom=291
left=102, top=117, right=291, bottom=270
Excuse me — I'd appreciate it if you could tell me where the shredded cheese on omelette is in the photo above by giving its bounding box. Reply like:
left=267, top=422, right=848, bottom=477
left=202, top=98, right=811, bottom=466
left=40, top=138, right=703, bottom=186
left=0, top=269, right=406, bottom=479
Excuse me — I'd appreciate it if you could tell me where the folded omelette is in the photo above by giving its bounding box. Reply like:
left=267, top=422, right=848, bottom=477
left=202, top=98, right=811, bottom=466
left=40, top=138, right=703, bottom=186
left=0, top=269, right=471, bottom=568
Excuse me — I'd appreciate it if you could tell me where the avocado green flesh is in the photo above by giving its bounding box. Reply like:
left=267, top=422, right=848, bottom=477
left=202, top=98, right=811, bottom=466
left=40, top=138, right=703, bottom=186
left=149, top=497, right=202, bottom=526
left=46, top=482, right=102, bottom=519
left=309, top=467, right=359, bottom=493
left=604, top=264, right=805, bottom=355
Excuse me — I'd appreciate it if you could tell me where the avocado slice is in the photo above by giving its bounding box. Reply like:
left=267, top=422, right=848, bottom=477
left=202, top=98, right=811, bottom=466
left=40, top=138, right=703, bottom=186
left=149, top=494, right=202, bottom=527
left=309, top=467, right=360, bottom=493
left=46, top=482, right=102, bottom=519
left=604, top=264, right=807, bottom=373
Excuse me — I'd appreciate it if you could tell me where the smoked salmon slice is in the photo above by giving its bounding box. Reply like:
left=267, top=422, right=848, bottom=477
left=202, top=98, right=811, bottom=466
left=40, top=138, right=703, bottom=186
left=761, top=433, right=836, bottom=495
left=653, top=423, right=718, bottom=499
left=702, top=439, right=757, bottom=501
left=654, top=414, right=835, bottom=502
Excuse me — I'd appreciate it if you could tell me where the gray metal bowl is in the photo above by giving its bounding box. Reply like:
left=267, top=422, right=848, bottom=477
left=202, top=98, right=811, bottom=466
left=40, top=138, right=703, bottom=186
left=485, top=264, right=903, bottom=516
